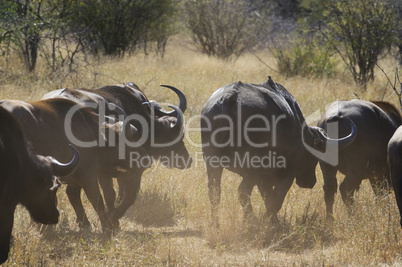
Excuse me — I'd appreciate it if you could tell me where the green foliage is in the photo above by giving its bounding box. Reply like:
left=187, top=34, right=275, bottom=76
left=0, top=0, right=85, bottom=72
left=394, top=0, right=402, bottom=59
left=0, top=0, right=46, bottom=72
left=0, top=0, right=177, bottom=72
left=69, top=0, right=177, bottom=57
left=184, top=0, right=269, bottom=60
left=272, top=34, right=336, bottom=78
left=301, top=0, right=398, bottom=88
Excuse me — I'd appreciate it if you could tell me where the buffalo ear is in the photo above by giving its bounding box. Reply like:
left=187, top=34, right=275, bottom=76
left=50, top=177, right=61, bottom=191
left=99, top=122, right=110, bottom=142
left=106, top=121, right=124, bottom=134
left=102, top=121, right=138, bottom=138
left=314, top=128, right=327, bottom=148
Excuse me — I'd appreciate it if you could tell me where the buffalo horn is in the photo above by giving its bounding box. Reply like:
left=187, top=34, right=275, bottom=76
left=318, top=117, right=357, bottom=150
left=50, top=144, right=80, bottom=177
left=160, top=85, right=187, bottom=113
left=168, top=105, right=184, bottom=134
left=148, top=85, right=187, bottom=117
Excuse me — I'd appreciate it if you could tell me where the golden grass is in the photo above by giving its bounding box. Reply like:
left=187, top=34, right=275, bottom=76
left=1, top=42, right=402, bottom=266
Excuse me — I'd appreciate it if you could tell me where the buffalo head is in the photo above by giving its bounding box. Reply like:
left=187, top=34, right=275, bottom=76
left=21, top=145, right=79, bottom=224
left=296, top=116, right=357, bottom=188
left=144, top=85, right=192, bottom=169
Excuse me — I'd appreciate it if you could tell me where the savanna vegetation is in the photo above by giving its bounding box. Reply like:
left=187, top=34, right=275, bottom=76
left=1, top=0, right=402, bottom=266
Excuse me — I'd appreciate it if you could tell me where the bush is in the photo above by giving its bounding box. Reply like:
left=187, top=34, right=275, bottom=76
left=271, top=34, right=336, bottom=78
left=69, top=0, right=176, bottom=57
left=0, top=0, right=48, bottom=72
left=302, top=0, right=398, bottom=89
left=184, top=0, right=269, bottom=60
left=0, top=0, right=176, bottom=73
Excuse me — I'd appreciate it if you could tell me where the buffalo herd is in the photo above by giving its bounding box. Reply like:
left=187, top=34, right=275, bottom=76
left=2, top=76, right=402, bottom=263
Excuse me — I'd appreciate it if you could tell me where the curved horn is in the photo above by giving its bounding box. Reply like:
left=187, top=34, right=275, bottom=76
left=160, top=85, right=187, bottom=113
left=318, top=117, right=357, bottom=150
left=147, top=85, right=187, bottom=118
left=144, top=100, right=175, bottom=118
left=51, top=144, right=80, bottom=177
left=168, top=105, right=184, bottom=134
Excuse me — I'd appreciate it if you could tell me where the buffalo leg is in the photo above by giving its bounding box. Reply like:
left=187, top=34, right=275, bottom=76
left=389, top=152, right=402, bottom=228
left=116, top=176, right=126, bottom=207
left=81, top=178, right=115, bottom=232
left=110, top=170, right=144, bottom=221
left=207, top=166, right=223, bottom=227
left=238, top=177, right=257, bottom=220
left=66, top=184, right=90, bottom=229
left=98, top=174, right=119, bottom=227
left=339, top=171, right=364, bottom=210
left=0, top=208, right=14, bottom=264
left=257, top=176, right=293, bottom=224
left=256, top=181, right=274, bottom=222
left=320, top=162, right=338, bottom=217
left=98, top=175, right=116, bottom=214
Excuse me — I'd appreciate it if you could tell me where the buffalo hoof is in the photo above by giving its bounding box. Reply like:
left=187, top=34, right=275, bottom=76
left=77, top=219, right=91, bottom=230
left=107, top=213, right=122, bottom=232
left=262, top=213, right=280, bottom=227
left=100, top=216, right=120, bottom=235
left=325, top=213, right=336, bottom=222
left=111, top=219, right=121, bottom=232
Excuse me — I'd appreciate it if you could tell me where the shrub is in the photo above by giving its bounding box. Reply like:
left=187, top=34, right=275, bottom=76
left=0, top=0, right=47, bottom=72
left=69, top=0, right=176, bottom=57
left=301, top=0, right=398, bottom=89
left=183, top=0, right=268, bottom=60
left=271, top=34, right=336, bottom=78
left=0, top=0, right=176, bottom=73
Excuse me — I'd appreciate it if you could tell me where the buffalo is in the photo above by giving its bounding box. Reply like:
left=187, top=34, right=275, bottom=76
left=42, top=83, right=191, bottom=224
left=0, top=98, right=149, bottom=232
left=201, top=77, right=356, bottom=225
left=318, top=100, right=400, bottom=217
left=0, top=106, right=79, bottom=264
left=388, top=125, right=402, bottom=228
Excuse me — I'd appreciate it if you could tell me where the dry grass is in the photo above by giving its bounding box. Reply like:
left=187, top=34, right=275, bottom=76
left=1, top=41, right=402, bottom=266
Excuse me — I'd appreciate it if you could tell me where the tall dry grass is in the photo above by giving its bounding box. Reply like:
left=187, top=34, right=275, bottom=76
left=1, top=42, right=402, bottom=266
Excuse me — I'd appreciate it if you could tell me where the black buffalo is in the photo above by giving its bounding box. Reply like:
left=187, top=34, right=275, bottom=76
left=0, top=106, right=79, bottom=264
left=318, top=100, right=400, bottom=217
left=42, top=83, right=191, bottom=224
left=0, top=98, right=148, bottom=232
left=388, top=125, right=402, bottom=228
left=201, top=77, right=356, bottom=225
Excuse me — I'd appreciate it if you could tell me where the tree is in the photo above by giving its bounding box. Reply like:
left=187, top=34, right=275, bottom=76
left=395, top=0, right=402, bottom=61
left=69, top=0, right=176, bottom=57
left=0, top=0, right=177, bottom=72
left=0, top=0, right=46, bottom=72
left=0, top=0, right=81, bottom=73
left=302, top=0, right=398, bottom=88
